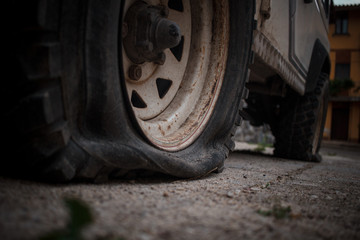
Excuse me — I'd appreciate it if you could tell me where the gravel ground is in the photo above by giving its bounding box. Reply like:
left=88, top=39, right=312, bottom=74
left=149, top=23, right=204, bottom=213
left=0, top=142, right=359, bottom=240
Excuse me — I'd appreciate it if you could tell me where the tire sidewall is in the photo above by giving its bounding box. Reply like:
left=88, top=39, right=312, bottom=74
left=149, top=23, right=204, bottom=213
left=66, top=0, right=254, bottom=177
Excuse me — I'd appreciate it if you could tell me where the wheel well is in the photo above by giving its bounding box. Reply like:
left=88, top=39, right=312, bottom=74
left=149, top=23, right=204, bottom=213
left=245, top=39, right=330, bottom=127
left=321, top=55, right=331, bottom=75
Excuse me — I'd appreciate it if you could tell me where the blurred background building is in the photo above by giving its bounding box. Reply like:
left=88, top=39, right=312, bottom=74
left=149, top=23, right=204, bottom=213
left=323, top=2, right=360, bottom=142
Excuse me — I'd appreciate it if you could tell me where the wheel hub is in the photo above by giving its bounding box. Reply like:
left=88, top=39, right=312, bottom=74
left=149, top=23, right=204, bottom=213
left=123, top=1, right=182, bottom=65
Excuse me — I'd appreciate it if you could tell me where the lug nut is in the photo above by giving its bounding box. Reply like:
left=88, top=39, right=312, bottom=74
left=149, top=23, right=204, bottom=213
left=160, top=5, right=169, bottom=17
left=154, top=52, right=166, bottom=65
left=128, top=65, right=142, bottom=80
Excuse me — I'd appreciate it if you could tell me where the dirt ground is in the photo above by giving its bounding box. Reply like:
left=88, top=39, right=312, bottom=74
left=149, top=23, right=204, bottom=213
left=0, top=141, right=359, bottom=240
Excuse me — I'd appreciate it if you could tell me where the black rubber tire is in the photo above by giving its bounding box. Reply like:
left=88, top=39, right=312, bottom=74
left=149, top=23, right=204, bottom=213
left=272, top=73, right=329, bottom=162
left=3, top=0, right=254, bottom=182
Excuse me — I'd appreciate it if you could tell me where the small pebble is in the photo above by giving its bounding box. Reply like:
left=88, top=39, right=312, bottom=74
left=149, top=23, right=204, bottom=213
left=310, top=195, right=318, bottom=199
left=227, top=191, right=234, bottom=198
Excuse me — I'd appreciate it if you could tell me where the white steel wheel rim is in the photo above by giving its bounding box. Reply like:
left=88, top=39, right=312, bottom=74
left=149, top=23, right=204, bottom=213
left=122, top=0, right=229, bottom=151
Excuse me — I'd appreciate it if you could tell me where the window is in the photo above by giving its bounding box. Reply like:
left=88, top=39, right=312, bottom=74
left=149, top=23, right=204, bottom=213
left=335, top=63, right=350, bottom=79
left=335, top=11, right=348, bottom=34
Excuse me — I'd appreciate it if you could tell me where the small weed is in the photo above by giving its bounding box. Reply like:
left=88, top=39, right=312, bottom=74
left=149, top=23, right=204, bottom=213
left=39, top=198, right=125, bottom=240
left=262, top=182, right=271, bottom=189
left=254, top=145, right=266, bottom=152
left=39, top=198, right=93, bottom=240
left=254, top=142, right=273, bottom=153
left=257, top=204, right=292, bottom=219
left=327, top=152, right=337, bottom=156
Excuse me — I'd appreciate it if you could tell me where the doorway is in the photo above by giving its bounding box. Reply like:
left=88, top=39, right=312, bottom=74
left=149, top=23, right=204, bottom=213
left=331, top=102, right=349, bottom=140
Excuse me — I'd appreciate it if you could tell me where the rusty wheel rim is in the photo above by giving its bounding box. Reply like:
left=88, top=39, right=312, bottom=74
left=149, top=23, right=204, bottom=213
left=122, top=0, right=229, bottom=151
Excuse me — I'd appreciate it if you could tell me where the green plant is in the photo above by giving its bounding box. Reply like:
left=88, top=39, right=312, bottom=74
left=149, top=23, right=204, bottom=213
left=40, top=198, right=93, bottom=240
left=39, top=198, right=125, bottom=240
left=257, top=204, right=292, bottom=219
left=254, top=142, right=273, bottom=152
left=329, top=78, right=355, bottom=96
left=254, top=145, right=266, bottom=152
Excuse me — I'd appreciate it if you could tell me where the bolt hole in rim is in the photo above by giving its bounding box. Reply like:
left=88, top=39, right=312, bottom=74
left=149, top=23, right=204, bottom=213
left=122, top=0, right=229, bottom=151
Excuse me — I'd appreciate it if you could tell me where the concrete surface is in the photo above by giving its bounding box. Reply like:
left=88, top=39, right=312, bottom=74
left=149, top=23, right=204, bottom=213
left=0, top=142, right=359, bottom=240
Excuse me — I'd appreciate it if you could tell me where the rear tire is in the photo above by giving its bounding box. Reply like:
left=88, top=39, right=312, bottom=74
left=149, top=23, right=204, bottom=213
left=272, top=73, right=329, bottom=162
left=3, top=0, right=254, bottom=182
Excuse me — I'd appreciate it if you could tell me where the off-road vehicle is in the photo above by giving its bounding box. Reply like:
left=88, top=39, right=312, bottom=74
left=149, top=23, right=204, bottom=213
left=3, top=0, right=330, bottom=182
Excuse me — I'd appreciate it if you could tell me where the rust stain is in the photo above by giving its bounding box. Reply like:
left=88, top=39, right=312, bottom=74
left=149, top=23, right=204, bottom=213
left=158, top=125, right=165, bottom=136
